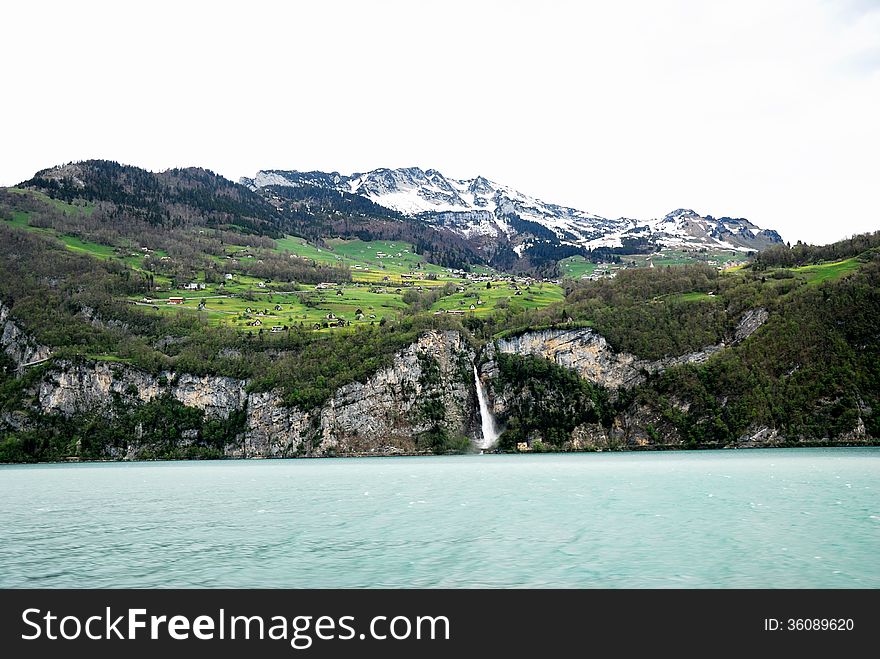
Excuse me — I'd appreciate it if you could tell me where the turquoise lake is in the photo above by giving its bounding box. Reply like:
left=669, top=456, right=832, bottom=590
left=1, top=448, right=878, bottom=588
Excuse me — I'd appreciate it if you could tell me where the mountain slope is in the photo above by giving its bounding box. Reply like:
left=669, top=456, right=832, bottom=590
left=243, top=167, right=784, bottom=266
left=20, top=160, right=484, bottom=271
left=25, top=160, right=283, bottom=236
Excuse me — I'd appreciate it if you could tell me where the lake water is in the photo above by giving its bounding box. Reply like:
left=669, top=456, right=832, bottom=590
left=1, top=449, right=878, bottom=588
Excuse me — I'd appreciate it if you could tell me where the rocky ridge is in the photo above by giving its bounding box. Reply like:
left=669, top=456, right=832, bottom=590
left=492, top=308, right=769, bottom=391
left=1, top=300, right=52, bottom=370
left=27, top=330, right=477, bottom=459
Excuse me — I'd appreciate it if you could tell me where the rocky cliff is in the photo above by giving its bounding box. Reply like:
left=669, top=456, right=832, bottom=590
left=484, top=308, right=774, bottom=451
left=22, top=330, right=477, bottom=459
left=5, top=297, right=862, bottom=460
left=240, top=330, right=476, bottom=457
left=1, top=300, right=52, bottom=369
left=493, top=308, right=768, bottom=390
left=38, top=364, right=248, bottom=419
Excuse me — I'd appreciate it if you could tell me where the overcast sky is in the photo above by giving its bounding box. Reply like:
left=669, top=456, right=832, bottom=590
left=3, top=0, right=878, bottom=244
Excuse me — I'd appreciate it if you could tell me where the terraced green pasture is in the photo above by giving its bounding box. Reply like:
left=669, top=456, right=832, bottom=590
left=791, top=257, right=862, bottom=284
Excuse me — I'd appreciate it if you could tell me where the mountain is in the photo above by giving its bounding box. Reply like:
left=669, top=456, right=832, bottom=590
left=21, top=160, right=483, bottom=271
left=25, top=160, right=283, bottom=236
left=17, top=160, right=784, bottom=277
left=242, top=167, right=784, bottom=267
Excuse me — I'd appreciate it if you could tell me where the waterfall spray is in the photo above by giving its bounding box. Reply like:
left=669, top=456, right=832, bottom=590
left=473, top=366, right=498, bottom=449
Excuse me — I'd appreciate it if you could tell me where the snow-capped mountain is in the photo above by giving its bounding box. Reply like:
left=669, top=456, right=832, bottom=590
left=241, top=167, right=783, bottom=260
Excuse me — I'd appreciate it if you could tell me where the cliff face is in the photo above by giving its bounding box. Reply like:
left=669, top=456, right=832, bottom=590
left=493, top=308, right=768, bottom=391
left=25, top=330, right=477, bottom=458
left=6, top=296, right=863, bottom=459
left=38, top=364, right=248, bottom=419
left=0, top=301, right=52, bottom=369
left=239, top=330, right=476, bottom=457
left=485, top=309, right=774, bottom=451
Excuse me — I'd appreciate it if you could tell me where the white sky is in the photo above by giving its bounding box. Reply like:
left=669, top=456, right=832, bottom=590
left=2, top=0, right=879, bottom=244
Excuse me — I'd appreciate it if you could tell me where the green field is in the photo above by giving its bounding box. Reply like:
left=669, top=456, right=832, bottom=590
left=7, top=187, right=95, bottom=216
left=58, top=235, right=116, bottom=259
left=666, top=291, right=715, bottom=303
left=791, top=257, right=862, bottom=284
left=560, top=248, right=752, bottom=280
left=273, top=236, right=341, bottom=264
left=559, top=256, right=597, bottom=279
left=5, top=210, right=117, bottom=260
left=140, top=283, right=410, bottom=331
left=429, top=281, right=563, bottom=317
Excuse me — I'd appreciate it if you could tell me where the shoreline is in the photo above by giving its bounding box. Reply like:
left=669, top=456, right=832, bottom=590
left=2, top=439, right=877, bottom=466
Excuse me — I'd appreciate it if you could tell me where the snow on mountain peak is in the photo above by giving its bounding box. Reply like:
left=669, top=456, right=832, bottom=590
left=243, top=166, right=783, bottom=254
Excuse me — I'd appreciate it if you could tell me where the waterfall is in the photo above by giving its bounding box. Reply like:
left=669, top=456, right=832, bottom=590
left=473, top=366, right=498, bottom=449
